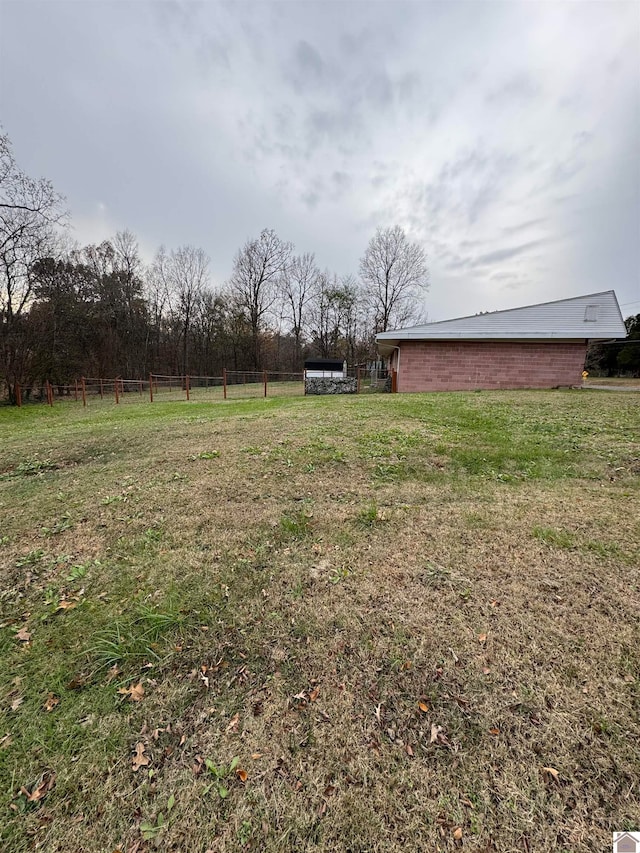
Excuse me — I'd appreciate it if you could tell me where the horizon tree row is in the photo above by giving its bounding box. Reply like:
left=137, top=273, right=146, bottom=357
left=1, top=132, right=430, bottom=401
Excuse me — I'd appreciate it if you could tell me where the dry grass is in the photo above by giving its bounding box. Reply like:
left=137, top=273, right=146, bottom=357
left=583, top=377, right=640, bottom=389
left=0, top=391, right=638, bottom=852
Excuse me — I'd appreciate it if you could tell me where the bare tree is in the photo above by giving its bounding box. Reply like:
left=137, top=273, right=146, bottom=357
left=309, top=271, right=365, bottom=361
left=0, top=132, right=67, bottom=400
left=0, top=133, right=66, bottom=322
left=229, top=228, right=293, bottom=369
left=152, top=245, right=210, bottom=374
left=281, top=252, right=319, bottom=366
left=359, top=225, right=428, bottom=333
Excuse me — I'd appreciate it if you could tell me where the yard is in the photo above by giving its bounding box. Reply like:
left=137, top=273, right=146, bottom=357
left=0, top=390, right=638, bottom=852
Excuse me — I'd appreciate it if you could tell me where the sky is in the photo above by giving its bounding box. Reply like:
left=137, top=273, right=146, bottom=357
left=1, top=0, right=639, bottom=322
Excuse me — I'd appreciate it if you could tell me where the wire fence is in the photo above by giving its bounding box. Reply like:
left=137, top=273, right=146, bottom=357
left=15, top=370, right=305, bottom=407
left=11, top=366, right=395, bottom=407
left=352, top=366, right=392, bottom=393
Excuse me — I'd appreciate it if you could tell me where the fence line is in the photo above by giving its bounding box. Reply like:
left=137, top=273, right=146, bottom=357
left=11, top=366, right=395, bottom=407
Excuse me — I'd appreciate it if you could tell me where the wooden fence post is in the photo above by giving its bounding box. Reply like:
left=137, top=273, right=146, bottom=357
left=139, top=379, right=143, bottom=396
left=263, top=371, right=267, bottom=398
left=357, top=366, right=361, bottom=394
left=15, top=382, right=22, bottom=407
left=186, top=375, right=190, bottom=401
left=46, top=380, right=53, bottom=406
left=99, top=378, right=104, bottom=399
left=74, top=379, right=78, bottom=401
left=223, top=368, right=227, bottom=400
left=391, top=370, right=398, bottom=393
left=149, top=374, right=154, bottom=403
left=114, top=379, right=119, bottom=405
left=81, top=377, right=86, bottom=407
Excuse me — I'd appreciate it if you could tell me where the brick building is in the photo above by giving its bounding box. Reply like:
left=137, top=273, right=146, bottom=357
left=376, top=291, right=626, bottom=393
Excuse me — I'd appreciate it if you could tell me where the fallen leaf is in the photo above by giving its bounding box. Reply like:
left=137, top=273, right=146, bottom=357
left=132, top=743, right=149, bottom=772
left=236, top=768, right=248, bottom=783
left=0, top=733, right=13, bottom=749
left=56, top=600, right=77, bottom=612
left=453, top=827, right=463, bottom=840
left=482, top=667, right=491, bottom=675
left=405, top=743, right=414, bottom=757
left=226, top=713, right=239, bottom=733
left=542, top=766, right=560, bottom=783
left=418, top=701, right=429, bottom=713
left=105, top=665, right=120, bottom=684
left=25, top=771, right=56, bottom=802
left=478, top=633, right=487, bottom=644
left=430, top=724, right=444, bottom=744
left=10, top=697, right=23, bottom=711
left=118, top=682, right=145, bottom=702
left=488, top=727, right=500, bottom=736
left=15, top=627, right=31, bottom=643
left=309, top=688, right=320, bottom=702
left=251, top=752, right=263, bottom=760
left=43, top=693, right=60, bottom=712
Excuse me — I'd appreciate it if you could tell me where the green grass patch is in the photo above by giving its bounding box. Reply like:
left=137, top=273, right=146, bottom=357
left=0, top=390, right=638, bottom=852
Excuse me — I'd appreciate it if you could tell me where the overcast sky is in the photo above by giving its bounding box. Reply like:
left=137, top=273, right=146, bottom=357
left=1, top=0, right=639, bottom=320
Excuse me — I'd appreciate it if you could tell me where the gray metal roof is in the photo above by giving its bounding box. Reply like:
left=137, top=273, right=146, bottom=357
left=376, top=290, right=627, bottom=353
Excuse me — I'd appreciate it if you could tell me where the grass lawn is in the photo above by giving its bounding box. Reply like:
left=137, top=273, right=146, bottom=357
left=583, top=377, right=640, bottom=389
left=0, top=390, right=638, bottom=852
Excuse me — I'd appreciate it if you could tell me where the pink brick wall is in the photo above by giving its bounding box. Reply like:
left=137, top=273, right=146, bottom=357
left=398, top=340, right=587, bottom=392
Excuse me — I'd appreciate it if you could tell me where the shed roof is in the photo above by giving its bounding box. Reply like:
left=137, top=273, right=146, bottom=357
left=376, top=290, right=626, bottom=356
left=304, top=358, right=345, bottom=369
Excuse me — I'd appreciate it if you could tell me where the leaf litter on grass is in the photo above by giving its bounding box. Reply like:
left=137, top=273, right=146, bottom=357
left=0, top=392, right=638, bottom=852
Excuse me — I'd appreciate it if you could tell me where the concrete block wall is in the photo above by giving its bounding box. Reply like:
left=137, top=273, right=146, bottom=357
left=305, top=377, right=358, bottom=395
left=398, top=341, right=588, bottom=392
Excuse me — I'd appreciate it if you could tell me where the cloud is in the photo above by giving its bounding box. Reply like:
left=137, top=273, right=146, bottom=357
left=0, top=0, right=637, bottom=317
left=502, top=218, right=546, bottom=235
left=474, top=238, right=552, bottom=266
left=486, top=73, right=539, bottom=104
left=294, top=40, right=324, bottom=80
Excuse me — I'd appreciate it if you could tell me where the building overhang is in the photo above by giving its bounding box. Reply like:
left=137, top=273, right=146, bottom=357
left=377, top=336, right=610, bottom=358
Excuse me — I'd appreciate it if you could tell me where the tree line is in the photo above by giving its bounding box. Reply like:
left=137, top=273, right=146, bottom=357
left=585, top=314, right=640, bottom=377
left=0, top=133, right=429, bottom=403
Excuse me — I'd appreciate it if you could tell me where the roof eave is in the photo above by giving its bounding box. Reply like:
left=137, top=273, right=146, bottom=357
left=376, top=333, right=624, bottom=344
